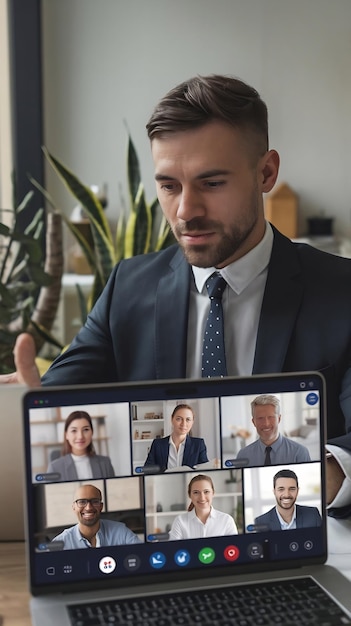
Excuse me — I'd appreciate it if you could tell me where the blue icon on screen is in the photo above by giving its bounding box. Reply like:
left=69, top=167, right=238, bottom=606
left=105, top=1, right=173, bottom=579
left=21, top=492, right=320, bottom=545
left=149, top=552, right=166, bottom=569
left=174, top=550, right=190, bottom=567
left=306, top=392, right=318, bottom=406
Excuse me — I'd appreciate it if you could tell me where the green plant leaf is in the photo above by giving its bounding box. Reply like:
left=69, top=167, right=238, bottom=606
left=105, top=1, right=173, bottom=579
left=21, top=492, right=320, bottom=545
left=43, top=148, right=116, bottom=282
left=43, top=148, right=111, bottom=238
left=124, top=210, right=137, bottom=259
left=115, top=211, right=126, bottom=262
left=127, top=134, right=142, bottom=205
left=16, top=190, right=35, bottom=214
left=155, top=214, right=173, bottom=251
left=30, top=320, right=64, bottom=350
left=25, top=134, right=176, bottom=333
left=0, top=223, right=10, bottom=236
left=133, top=183, right=152, bottom=255
left=0, top=283, right=16, bottom=307
left=20, top=236, right=43, bottom=264
left=29, top=175, right=98, bottom=274
left=28, top=266, right=53, bottom=286
left=23, top=207, right=45, bottom=237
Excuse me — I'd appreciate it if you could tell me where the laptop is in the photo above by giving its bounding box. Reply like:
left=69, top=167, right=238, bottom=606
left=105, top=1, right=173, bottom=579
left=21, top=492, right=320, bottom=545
left=0, top=384, right=27, bottom=540
left=22, top=372, right=351, bottom=625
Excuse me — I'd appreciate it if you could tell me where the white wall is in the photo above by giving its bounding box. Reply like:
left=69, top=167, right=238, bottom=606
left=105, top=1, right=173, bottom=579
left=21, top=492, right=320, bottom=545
left=41, top=0, right=351, bottom=238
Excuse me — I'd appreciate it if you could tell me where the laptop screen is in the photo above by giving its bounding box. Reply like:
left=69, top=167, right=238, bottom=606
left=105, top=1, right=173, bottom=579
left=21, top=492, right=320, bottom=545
left=23, top=372, right=326, bottom=595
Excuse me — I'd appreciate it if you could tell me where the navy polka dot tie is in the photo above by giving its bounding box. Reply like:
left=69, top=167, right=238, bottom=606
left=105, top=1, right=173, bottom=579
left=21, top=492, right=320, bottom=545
left=201, top=272, right=228, bottom=378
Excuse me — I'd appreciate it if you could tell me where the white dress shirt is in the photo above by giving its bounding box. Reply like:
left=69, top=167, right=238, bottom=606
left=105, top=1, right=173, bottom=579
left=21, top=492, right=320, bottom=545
left=186, top=222, right=273, bottom=378
left=326, top=444, right=351, bottom=509
left=167, top=436, right=185, bottom=469
left=276, top=505, right=297, bottom=530
left=169, top=506, right=238, bottom=540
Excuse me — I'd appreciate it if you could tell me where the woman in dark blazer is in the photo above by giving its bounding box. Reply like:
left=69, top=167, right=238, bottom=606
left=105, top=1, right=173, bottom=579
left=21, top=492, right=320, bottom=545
left=144, top=404, right=208, bottom=473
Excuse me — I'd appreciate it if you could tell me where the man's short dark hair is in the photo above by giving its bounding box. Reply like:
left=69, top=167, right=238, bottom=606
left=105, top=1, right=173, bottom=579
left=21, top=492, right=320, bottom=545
left=273, top=469, right=298, bottom=488
left=146, top=74, right=268, bottom=158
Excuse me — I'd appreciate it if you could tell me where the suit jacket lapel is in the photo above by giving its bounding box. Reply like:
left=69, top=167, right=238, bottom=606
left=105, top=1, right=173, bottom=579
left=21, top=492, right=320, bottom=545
left=253, top=228, right=304, bottom=374
left=271, top=509, right=282, bottom=530
left=295, top=505, right=303, bottom=528
left=155, top=248, right=191, bottom=379
left=182, top=435, right=192, bottom=467
left=65, top=455, right=77, bottom=481
left=159, top=438, right=170, bottom=470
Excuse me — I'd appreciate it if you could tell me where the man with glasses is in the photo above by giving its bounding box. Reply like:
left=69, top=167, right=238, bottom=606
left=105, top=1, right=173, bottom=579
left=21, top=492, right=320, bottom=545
left=51, top=484, right=142, bottom=549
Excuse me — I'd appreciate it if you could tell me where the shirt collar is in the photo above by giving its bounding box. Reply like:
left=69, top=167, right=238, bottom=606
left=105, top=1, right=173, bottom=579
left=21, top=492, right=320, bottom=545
left=190, top=506, right=215, bottom=520
left=77, top=522, right=102, bottom=546
left=276, top=505, right=297, bottom=529
left=191, top=221, right=273, bottom=296
left=169, top=435, right=186, bottom=449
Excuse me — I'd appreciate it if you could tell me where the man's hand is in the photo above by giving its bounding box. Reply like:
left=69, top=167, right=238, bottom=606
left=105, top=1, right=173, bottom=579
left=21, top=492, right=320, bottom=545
left=0, top=333, right=41, bottom=387
left=326, top=453, right=345, bottom=505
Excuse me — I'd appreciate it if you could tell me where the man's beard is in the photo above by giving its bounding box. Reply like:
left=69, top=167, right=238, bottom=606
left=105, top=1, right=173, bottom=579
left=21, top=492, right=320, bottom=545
left=173, top=217, right=258, bottom=268
left=172, top=192, right=260, bottom=268
left=277, top=498, right=295, bottom=510
left=80, top=514, right=99, bottom=527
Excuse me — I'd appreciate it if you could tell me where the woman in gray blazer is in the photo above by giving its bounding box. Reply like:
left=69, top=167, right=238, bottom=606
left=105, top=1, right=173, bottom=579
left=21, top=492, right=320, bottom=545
left=46, top=410, right=114, bottom=481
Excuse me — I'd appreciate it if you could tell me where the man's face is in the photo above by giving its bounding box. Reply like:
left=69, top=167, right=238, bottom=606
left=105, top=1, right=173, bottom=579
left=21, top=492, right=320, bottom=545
left=252, top=404, right=281, bottom=445
left=273, top=477, right=299, bottom=511
left=73, top=485, right=103, bottom=527
left=151, top=120, right=279, bottom=268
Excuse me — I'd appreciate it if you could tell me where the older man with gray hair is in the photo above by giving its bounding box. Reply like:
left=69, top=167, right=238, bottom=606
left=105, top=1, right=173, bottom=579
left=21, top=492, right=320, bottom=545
left=236, top=394, right=311, bottom=467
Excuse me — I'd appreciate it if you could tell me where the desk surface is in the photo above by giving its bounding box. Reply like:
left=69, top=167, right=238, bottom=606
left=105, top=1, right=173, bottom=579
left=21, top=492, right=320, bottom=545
left=1, top=518, right=350, bottom=626
left=0, top=542, right=31, bottom=626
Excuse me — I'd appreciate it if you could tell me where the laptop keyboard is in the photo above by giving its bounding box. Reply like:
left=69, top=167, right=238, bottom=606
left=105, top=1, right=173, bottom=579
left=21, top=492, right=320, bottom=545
left=67, top=576, right=351, bottom=625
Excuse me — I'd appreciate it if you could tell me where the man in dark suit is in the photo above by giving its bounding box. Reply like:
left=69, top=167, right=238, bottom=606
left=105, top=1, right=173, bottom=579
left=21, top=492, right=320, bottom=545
left=2, top=74, right=350, bottom=514
left=254, top=469, right=322, bottom=531
left=143, top=403, right=208, bottom=473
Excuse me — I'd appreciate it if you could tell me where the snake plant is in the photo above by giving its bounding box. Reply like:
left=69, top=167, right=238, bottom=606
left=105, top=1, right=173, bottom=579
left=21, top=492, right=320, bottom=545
left=33, top=134, right=175, bottom=320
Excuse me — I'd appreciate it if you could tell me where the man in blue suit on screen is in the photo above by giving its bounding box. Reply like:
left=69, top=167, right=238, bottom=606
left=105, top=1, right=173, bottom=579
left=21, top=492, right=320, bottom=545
left=254, top=469, right=322, bottom=531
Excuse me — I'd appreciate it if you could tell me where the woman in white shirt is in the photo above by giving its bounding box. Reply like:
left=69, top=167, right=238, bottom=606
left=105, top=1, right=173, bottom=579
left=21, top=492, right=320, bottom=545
left=169, top=474, right=238, bottom=540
